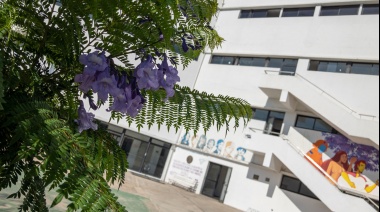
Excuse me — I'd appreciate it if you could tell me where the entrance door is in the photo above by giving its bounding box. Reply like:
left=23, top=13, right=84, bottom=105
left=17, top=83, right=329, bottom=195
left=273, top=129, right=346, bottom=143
left=202, top=163, right=232, bottom=202
left=121, top=136, right=172, bottom=178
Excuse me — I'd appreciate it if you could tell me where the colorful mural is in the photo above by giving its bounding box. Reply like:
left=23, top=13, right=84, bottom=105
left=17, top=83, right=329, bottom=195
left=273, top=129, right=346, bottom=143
left=301, top=131, right=379, bottom=197
left=178, top=132, right=251, bottom=163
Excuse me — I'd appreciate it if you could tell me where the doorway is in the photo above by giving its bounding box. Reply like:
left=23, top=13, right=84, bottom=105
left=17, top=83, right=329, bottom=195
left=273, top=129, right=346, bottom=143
left=202, top=163, right=232, bottom=203
left=121, top=135, right=172, bottom=179
left=264, top=111, right=285, bottom=136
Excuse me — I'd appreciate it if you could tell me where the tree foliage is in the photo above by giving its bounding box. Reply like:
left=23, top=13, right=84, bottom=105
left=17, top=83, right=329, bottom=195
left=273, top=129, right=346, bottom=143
left=0, top=0, right=252, bottom=211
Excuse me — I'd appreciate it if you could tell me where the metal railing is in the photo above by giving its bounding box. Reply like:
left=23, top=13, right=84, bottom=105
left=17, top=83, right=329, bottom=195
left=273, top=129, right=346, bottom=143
left=248, top=127, right=380, bottom=210
left=263, top=70, right=378, bottom=121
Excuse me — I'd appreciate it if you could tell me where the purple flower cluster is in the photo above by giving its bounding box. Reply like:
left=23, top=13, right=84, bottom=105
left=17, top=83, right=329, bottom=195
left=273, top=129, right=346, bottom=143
left=76, top=100, right=98, bottom=133
left=75, top=51, right=180, bottom=133
left=134, top=54, right=180, bottom=99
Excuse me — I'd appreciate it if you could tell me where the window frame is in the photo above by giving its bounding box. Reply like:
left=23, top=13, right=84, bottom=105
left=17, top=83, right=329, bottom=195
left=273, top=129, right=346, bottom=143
left=295, top=115, right=338, bottom=134
left=282, top=7, right=316, bottom=17
left=239, top=9, right=282, bottom=19
left=320, top=5, right=360, bottom=16
left=280, top=175, right=319, bottom=200
left=308, top=60, right=379, bottom=76
left=210, top=56, right=236, bottom=65
left=362, top=4, right=380, bottom=15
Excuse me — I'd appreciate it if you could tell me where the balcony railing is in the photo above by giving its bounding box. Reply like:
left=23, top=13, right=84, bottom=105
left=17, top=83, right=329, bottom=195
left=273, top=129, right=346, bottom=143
left=263, top=70, right=378, bottom=121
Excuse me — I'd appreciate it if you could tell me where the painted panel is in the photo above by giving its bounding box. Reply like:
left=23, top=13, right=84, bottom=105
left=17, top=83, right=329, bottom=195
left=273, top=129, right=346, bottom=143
left=295, top=128, right=379, bottom=199
left=179, top=131, right=254, bottom=163
left=165, top=148, right=209, bottom=193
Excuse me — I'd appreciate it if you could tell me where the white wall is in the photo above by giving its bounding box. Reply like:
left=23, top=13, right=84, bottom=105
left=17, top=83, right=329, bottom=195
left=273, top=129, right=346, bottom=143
left=165, top=146, right=330, bottom=212
left=213, top=10, right=379, bottom=61
left=297, top=59, right=380, bottom=117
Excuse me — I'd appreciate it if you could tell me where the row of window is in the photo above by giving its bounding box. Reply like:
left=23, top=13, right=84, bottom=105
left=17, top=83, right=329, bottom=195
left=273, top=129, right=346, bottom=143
left=211, top=56, right=298, bottom=74
left=309, top=61, right=379, bottom=76
left=210, top=56, right=380, bottom=76
left=239, top=4, right=379, bottom=18
left=252, top=108, right=338, bottom=134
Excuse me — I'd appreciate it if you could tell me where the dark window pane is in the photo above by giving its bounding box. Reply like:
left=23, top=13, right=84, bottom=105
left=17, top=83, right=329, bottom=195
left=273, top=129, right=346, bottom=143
left=240, top=10, right=251, bottom=18
left=267, top=9, right=281, bottom=17
left=362, top=4, right=379, bottom=15
left=296, top=116, right=315, bottom=130
left=281, top=59, right=298, bottom=73
left=317, top=61, right=328, bottom=71
left=281, top=176, right=301, bottom=193
left=372, top=64, right=379, bottom=75
left=314, top=119, right=334, bottom=133
left=351, top=63, right=373, bottom=75
left=283, top=8, right=299, bottom=17
left=269, top=111, right=285, bottom=120
left=300, top=184, right=319, bottom=199
left=211, top=56, right=235, bottom=65
left=238, top=58, right=252, bottom=66
left=253, top=109, right=270, bottom=121
left=298, top=8, right=315, bottom=16
left=339, top=5, right=359, bottom=15
left=268, top=58, right=283, bottom=68
left=211, top=56, right=223, bottom=64
left=326, top=62, right=340, bottom=72
left=319, top=62, right=346, bottom=73
left=321, top=6, right=340, bottom=16
left=252, top=58, right=266, bottom=67
left=221, top=57, right=235, bottom=65
left=239, top=57, right=266, bottom=67
left=252, top=10, right=268, bottom=18
left=336, top=62, right=348, bottom=73
left=309, top=61, right=319, bottom=70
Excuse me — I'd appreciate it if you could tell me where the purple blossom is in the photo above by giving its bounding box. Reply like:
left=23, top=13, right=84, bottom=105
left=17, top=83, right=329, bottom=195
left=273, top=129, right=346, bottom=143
left=125, top=86, right=144, bottom=117
left=92, top=71, right=121, bottom=102
left=83, top=94, right=98, bottom=110
left=135, top=56, right=160, bottom=90
left=79, top=51, right=108, bottom=72
left=108, top=92, right=128, bottom=114
left=76, top=100, right=98, bottom=133
left=74, top=72, right=96, bottom=93
left=157, top=55, right=180, bottom=99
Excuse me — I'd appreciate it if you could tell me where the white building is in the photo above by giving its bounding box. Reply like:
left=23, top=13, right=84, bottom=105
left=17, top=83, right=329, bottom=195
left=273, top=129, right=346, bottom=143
left=93, top=1, right=379, bottom=211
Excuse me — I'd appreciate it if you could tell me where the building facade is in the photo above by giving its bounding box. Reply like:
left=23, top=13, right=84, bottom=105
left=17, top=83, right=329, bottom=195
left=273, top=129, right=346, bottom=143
left=91, top=0, right=379, bottom=211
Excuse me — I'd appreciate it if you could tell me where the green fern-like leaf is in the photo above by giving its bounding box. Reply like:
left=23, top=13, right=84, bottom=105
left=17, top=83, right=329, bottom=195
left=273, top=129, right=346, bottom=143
left=128, top=85, right=252, bottom=135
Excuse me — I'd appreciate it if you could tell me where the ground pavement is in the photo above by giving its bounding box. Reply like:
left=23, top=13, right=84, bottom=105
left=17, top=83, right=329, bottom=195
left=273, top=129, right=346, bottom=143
left=0, top=172, right=241, bottom=212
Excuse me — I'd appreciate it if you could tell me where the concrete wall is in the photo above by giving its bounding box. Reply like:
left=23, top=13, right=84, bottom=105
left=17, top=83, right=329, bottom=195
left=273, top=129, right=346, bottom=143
left=165, top=146, right=331, bottom=212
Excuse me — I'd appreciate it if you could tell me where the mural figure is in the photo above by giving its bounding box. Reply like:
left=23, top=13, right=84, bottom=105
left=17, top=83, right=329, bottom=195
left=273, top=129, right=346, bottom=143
left=321, top=151, right=357, bottom=182
left=306, top=140, right=329, bottom=167
left=340, top=160, right=379, bottom=193
left=235, top=147, right=247, bottom=161
left=223, top=141, right=235, bottom=159
left=190, top=135, right=199, bottom=148
left=196, top=135, right=207, bottom=150
left=181, top=133, right=190, bottom=146
left=204, top=139, right=216, bottom=153
left=213, top=139, right=225, bottom=155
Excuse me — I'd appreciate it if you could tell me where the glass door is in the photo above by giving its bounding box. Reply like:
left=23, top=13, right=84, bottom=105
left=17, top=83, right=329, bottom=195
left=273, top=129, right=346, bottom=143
left=202, top=163, right=232, bottom=201
left=120, top=135, right=172, bottom=178
left=220, top=167, right=232, bottom=203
